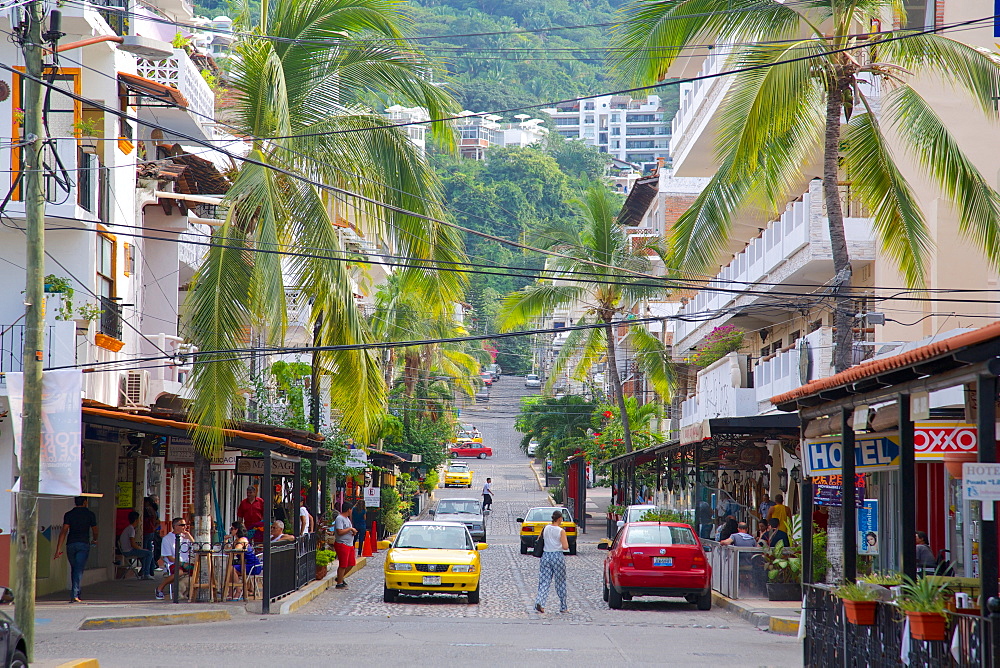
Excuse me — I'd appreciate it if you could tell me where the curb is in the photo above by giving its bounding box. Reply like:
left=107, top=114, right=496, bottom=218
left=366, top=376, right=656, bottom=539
left=79, top=609, right=230, bottom=630
left=34, top=660, right=100, bottom=668
left=528, top=461, right=555, bottom=505
left=711, top=591, right=800, bottom=635
left=276, top=557, right=367, bottom=615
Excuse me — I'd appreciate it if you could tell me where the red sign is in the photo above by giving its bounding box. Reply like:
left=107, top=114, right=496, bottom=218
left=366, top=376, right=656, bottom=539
left=914, top=423, right=978, bottom=461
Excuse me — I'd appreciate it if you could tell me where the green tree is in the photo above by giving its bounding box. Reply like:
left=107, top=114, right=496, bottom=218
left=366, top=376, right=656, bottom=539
left=612, top=0, right=1000, bottom=372
left=547, top=134, right=612, bottom=180
left=184, top=0, right=463, bottom=541
left=498, top=185, right=674, bottom=453
left=516, top=394, right=598, bottom=463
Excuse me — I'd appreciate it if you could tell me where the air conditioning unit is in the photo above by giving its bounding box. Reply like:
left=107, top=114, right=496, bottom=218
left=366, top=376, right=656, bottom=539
left=120, top=370, right=149, bottom=408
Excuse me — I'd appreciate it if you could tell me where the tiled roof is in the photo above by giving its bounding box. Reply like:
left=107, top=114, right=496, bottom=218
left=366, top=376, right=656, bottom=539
left=769, top=320, right=1000, bottom=406
left=83, top=406, right=315, bottom=453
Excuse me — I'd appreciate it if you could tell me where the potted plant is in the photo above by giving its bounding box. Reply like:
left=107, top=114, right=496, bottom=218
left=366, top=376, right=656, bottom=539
left=72, top=117, right=101, bottom=153
left=835, top=582, right=882, bottom=625
left=896, top=576, right=949, bottom=641
left=315, top=549, right=336, bottom=580
left=42, top=274, right=75, bottom=320
left=859, top=571, right=903, bottom=588
left=607, top=504, right=626, bottom=521
left=762, top=544, right=802, bottom=601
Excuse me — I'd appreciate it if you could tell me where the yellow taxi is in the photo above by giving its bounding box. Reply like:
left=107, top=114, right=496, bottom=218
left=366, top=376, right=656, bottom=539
left=382, top=521, right=487, bottom=603
left=517, top=506, right=578, bottom=555
left=443, top=462, right=474, bottom=488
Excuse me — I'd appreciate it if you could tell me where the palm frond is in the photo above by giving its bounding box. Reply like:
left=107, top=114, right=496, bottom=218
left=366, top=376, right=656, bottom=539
left=841, top=109, right=931, bottom=288
left=496, top=283, right=586, bottom=332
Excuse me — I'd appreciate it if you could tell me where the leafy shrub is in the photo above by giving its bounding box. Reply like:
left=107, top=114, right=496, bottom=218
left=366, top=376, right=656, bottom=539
left=686, top=326, right=745, bottom=368
left=639, top=508, right=686, bottom=523
left=380, top=487, right=404, bottom=535
left=315, top=550, right=337, bottom=568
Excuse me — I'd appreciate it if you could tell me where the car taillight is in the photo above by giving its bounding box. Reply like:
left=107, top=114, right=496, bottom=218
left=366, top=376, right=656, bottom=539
left=564, top=526, right=576, bottom=534
left=521, top=525, right=532, bottom=533
left=693, top=553, right=706, bottom=567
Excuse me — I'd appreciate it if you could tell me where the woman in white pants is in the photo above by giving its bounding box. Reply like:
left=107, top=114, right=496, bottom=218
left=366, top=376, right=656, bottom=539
left=535, top=510, right=569, bottom=613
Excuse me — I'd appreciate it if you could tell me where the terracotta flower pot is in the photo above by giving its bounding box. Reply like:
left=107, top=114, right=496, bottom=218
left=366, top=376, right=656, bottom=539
left=943, top=451, right=978, bottom=479
left=906, top=611, right=948, bottom=641
left=315, top=564, right=328, bottom=581
left=843, top=599, right=877, bottom=625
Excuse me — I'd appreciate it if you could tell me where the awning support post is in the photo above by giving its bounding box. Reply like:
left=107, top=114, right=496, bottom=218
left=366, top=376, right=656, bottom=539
left=262, top=449, right=272, bottom=614
left=899, top=393, right=916, bottom=581
left=841, top=408, right=857, bottom=582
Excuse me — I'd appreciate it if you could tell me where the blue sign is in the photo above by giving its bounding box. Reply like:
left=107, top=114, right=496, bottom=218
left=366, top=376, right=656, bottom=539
left=804, top=432, right=900, bottom=476
left=858, top=499, right=879, bottom=556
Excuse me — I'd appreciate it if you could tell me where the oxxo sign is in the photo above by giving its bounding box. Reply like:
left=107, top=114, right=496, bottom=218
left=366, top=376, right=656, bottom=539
left=913, top=422, right=977, bottom=461
left=804, top=432, right=900, bottom=477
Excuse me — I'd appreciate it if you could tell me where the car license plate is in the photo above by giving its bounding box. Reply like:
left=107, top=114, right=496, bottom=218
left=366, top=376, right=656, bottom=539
left=653, top=557, right=673, bottom=567
left=422, top=575, right=442, bottom=585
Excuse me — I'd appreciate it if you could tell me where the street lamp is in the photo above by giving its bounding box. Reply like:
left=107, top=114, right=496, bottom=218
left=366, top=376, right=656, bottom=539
left=778, top=467, right=789, bottom=493
left=791, top=464, right=802, bottom=485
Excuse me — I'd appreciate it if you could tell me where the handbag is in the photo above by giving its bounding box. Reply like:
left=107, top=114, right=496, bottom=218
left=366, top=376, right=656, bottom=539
left=532, top=530, right=545, bottom=558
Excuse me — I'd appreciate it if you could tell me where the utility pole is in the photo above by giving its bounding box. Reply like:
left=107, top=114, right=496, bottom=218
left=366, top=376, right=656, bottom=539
left=15, top=0, right=47, bottom=657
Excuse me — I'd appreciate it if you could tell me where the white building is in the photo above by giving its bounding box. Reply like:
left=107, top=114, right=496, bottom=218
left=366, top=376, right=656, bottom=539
left=385, top=105, right=430, bottom=157
left=502, top=115, right=549, bottom=148
left=540, top=95, right=670, bottom=173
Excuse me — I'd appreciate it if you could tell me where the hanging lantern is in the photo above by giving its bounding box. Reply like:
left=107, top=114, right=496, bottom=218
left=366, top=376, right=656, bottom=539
left=779, top=467, right=789, bottom=493
left=790, top=464, right=802, bottom=485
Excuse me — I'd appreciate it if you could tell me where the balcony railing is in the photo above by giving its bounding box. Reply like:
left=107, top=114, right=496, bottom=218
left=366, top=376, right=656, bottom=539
left=671, top=44, right=728, bottom=144
left=99, top=297, right=123, bottom=340
left=680, top=353, right=757, bottom=426
left=0, top=322, right=76, bottom=372
left=135, top=48, right=216, bottom=128
left=673, top=180, right=875, bottom=346
left=90, top=0, right=131, bottom=36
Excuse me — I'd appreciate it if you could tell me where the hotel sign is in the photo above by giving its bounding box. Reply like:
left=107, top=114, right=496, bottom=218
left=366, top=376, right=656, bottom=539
left=804, top=432, right=900, bottom=476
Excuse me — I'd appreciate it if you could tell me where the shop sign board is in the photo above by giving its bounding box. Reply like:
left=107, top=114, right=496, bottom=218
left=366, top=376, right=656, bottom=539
left=858, top=498, right=879, bottom=555
left=346, top=449, right=368, bottom=469
left=166, top=436, right=227, bottom=467
left=680, top=421, right=710, bottom=446
left=963, top=463, right=1000, bottom=519
left=804, top=432, right=900, bottom=476
left=913, top=422, right=977, bottom=461
left=364, top=486, right=381, bottom=507
left=812, top=474, right=865, bottom=508
left=235, top=456, right=297, bottom=477
left=210, top=450, right=241, bottom=471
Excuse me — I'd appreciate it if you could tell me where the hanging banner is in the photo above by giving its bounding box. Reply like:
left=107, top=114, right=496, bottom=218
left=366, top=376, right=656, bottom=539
left=858, top=499, right=879, bottom=555
left=8, top=369, right=83, bottom=496
left=803, top=432, right=900, bottom=476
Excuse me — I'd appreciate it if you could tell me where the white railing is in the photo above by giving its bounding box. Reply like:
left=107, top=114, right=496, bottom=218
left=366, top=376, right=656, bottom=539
left=680, top=353, right=757, bottom=425
left=136, top=49, right=216, bottom=130
left=673, top=180, right=876, bottom=347
left=670, top=44, right=728, bottom=146
left=146, top=334, right=194, bottom=385
left=754, top=327, right=833, bottom=403
left=178, top=222, right=209, bottom=269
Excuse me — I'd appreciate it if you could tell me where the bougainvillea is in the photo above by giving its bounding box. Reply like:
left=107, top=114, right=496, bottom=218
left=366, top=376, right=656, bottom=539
left=685, top=325, right=745, bottom=368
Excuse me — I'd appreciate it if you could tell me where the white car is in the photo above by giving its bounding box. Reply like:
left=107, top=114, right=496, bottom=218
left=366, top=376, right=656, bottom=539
left=524, top=374, right=541, bottom=388
left=527, top=438, right=539, bottom=456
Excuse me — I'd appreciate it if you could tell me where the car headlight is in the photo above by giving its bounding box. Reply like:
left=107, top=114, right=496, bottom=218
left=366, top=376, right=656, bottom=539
left=451, top=565, right=473, bottom=573
left=389, top=562, right=413, bottom=571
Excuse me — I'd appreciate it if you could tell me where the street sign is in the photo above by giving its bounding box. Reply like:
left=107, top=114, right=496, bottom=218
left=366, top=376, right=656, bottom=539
left=963, top=463, right=1000, bottom=520
left=804, top=432, right=900, bottom=476
left=364, top=486, right=381, bottom=507
left=858, top=499, right=879, bottom=555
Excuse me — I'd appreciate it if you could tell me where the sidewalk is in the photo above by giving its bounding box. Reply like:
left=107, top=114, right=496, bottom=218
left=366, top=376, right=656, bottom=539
left=711, top=592, right=801, bottom=635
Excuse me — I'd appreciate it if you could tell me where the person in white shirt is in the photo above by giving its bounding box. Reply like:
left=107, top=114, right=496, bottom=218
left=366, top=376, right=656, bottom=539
left=534, top=510, right=570, bottom=614
left=720, top=521, right=757, bottom=547
left=155, top=517, right=193, bottom=600
left=481, top=478, right=493, bottom=512
left=119, top=510, right=154, bottom=580
left=299, top=499, right=313, bottom=535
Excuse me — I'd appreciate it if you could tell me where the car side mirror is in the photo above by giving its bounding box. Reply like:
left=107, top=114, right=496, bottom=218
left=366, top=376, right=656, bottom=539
left=428, top=509, right=435, bottom=516
left=597, top=540, right=611, bottom=551
left=377, top=540, right=392, bottom=550
left=703, top=545, right=712, bottom=553
left=616, top=520, right=625, bottom=529
left=516, top=518, right=524, bottom=523
left=476, top=543, right=488, bottom=551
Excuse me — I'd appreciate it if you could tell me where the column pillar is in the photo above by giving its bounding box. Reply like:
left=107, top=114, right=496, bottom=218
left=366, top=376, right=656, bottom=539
left=899, top=393, right=916, bottom=581
left=841, top=408, right=857, bottom=582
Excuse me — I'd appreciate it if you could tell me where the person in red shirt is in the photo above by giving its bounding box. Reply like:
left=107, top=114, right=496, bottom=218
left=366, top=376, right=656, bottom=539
left=236, top=486, right=264, bottom=537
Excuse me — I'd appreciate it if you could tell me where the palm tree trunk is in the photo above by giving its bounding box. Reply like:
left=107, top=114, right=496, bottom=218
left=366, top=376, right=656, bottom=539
left=604, top=319, right=634, bottom=453
left=193, top=451, right=212, bottom=544
left=824, top=71, right=853, bottom=374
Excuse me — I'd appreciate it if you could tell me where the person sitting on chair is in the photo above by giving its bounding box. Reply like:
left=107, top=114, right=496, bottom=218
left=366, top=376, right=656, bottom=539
left=227, top=522, right=262, bottom=600
left=119, top=511, right=154, bottom=580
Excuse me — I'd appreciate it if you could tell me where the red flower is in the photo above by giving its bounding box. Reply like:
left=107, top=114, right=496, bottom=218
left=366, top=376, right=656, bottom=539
left=602, top=410, right=613, bottom=418
left=594, top=432, right=602, bottom=437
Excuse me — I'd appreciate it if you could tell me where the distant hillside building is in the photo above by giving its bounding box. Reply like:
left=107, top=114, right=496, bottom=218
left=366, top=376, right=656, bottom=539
left=541, top=95, right=670, bottom=173
left=385, top=105, right=430, bottom=157
left=455, top=111, right=548, bottom=160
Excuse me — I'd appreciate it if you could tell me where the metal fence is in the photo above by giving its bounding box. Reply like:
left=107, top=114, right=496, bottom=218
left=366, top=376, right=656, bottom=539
left=704, top=540, right=767, bottom=599
left=804, top=584, right=995, bottom=667
left=268, top=533, right=318, bottom=602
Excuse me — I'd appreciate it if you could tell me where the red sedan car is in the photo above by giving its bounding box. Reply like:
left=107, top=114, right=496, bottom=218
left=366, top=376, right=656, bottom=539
left=450, top=442, right=493, bottom=459
left=599, top=521, right=712, bottom=610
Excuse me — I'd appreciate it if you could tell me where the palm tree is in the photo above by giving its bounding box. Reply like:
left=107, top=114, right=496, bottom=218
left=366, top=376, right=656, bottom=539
left=184, top=0, right=463, bottom=540
left=498, top=185, right=674, bottom=452
left=612, top=1, right=1000, bottom=372
left=517, top=395, right=599, bottom=460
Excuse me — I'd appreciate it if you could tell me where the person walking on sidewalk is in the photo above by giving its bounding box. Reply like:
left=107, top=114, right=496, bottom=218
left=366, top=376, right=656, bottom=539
left=352, top=503, right=368, bottom=557
left=534, top=510, right=569, bottom=614
left=53, top=496, right=98, bottom=603
left=334, top=501, right=358, bottom=589
left=482, top=478, right=493, bottom=513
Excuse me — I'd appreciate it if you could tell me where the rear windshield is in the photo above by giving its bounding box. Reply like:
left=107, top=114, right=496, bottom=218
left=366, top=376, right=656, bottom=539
left=448, top=465, right=469, bottom=473
left=525, top=507, right=572, bottom=522
left=526, top=375, right=539, bottom=380
left=437, top=500, right=481, bottom=515
left=624, top=506, right=656, bottom=523
left=626, top=525, right=697, bottom=546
